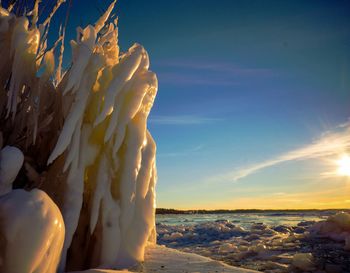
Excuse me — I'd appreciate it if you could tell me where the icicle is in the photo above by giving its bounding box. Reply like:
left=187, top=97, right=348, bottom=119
left=63, top=25, right=97, bottom=95
left=48, top=52, right=104, bottom=164
left=55, top=24, right=65, bottom=85
left=63, top=119, right=82, bottom=172
left=94, top=44, right=143, bottom=126
left=31, top=0, right=39, bottom=28
left=94, top=0, right=117, bottom=33
left=42, top=0, right=66, bottom=28
left=0, top=7, right=12, bottom=32
left=55, top=0, right=71, bottom=85
left=6, top=16, right=40, bottom=120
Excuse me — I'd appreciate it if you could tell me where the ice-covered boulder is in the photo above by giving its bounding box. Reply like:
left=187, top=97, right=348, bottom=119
left=0, top=189, right=65, bottom=273
left=0, top=145, right=24, bottom=195
left=310, top=212, right=350, bottom=242
left=292, top=253, right=315, bottom=271
left=309, top=211, right=350, bottom=251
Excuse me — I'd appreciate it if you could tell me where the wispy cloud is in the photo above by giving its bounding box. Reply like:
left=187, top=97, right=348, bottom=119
left=149, top=115, right=222, bottom=125
left=156, top=60, right=275, bottom=77
left=155, top=59, right=276, bottom=86
left=211, top=121, right=350, bottom=182
left=158, top=145, right=203, bottom=158
left=157, top=72, right=240, bottom=86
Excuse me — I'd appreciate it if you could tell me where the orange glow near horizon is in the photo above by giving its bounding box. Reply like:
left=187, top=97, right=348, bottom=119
left=157, top=182, right=350, bottom=211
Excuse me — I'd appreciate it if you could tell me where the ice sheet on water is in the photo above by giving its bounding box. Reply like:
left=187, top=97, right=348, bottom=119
left=156, top=212, right=350, bottom=272
left=156, top=211, right=328, bottom=229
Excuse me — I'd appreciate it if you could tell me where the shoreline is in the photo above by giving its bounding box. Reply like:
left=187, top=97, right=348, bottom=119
left=156, top=208, right=350, bottom=215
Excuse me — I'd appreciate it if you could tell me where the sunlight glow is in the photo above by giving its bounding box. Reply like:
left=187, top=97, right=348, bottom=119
left=336, top=154, right=350, bottom=177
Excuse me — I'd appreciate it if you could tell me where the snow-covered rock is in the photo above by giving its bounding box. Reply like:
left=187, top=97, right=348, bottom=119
left=292, top=253, right=315, bottom=271
left=310, top=211, right=350, bottom=249
left=0, top=189, right=65, bottom=273
left=0, top=146, right=24, bottom=195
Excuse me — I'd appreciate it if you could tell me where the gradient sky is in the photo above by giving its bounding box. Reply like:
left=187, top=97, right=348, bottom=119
left=11, top=0, right=350, bottom=209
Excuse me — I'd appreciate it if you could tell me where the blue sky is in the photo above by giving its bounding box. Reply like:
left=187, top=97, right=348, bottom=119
left=120, top=0, right=350, bottom=209
left=11, top=0, right=350, bottom=209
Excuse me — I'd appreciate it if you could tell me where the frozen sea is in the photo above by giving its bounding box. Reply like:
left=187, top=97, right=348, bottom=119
left=156, top=210, right=350, bottom=272
left=156, top=211, right=330, bottom=229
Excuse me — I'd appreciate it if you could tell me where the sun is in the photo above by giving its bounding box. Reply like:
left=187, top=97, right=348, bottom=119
left=336, top=154, right=350, bottom=177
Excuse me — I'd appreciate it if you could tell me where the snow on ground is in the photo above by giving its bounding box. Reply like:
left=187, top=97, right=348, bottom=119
left=69, top=244, right=259, bottom=273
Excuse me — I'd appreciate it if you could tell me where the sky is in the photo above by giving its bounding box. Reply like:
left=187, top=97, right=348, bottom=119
left=7, top=0, right=350, bottom=209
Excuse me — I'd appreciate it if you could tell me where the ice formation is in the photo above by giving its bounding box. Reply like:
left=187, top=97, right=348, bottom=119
left=0, top=145, right=24, bottom=195
left=291, top=253, right=315, bottom=271
left=310, top=211, right=350, bottom=248
left=0, top=189, right=65, bottom=273
left=0, top=1, right=158, bottom=272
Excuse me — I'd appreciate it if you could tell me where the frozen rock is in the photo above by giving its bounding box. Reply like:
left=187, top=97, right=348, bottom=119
left=293, top=226, right=306, bottom=234
left=251, top=223, right=267, bottom=231
left=273, top=225, right=291, bottom=233
left=231, top=250, right=254, bottom=261
left=264, top=261, right=289, bottom=271
left=238, top=245, right=249, bottom=251
left=292, top=253, right=316, bottom=271
left=0, top=189, right=65, bottom=273
left=298, top=221, right=316, bottom=227
left=309, top=211, right=350, bottom=251
left=310, top=212, right=350, bottom=235
left=329, top=212, right=350, bottom=230
left=344, top=236, right=350, bottom=251
left=261, top=228, right=278, bottom=236
left=274, top=253, right=293, bottom=264
left=249, top=244, right=267, bottom=254
left=164, top=232, right=183, bottom=240
left=0, top=146, right=24, bottom=195
left=245, top=233, right=261, bottom=241
left=219, top=243, right=238, bottom=253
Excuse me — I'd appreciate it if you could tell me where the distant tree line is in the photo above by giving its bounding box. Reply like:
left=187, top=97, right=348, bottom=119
left=155, top=208, right=350, bottom=215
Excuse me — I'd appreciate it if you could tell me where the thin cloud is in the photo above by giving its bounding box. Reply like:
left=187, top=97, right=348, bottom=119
left=213, top=121, right=350, bottom=182
left=156, top=60, right=275, bottom=77
left=149, top=115, right=222, bottom=125
left=155, top=59, right=276, bottom=86
left=158, top=72, right=240, bottom=86
left=158, top=145, right=203, bottom=158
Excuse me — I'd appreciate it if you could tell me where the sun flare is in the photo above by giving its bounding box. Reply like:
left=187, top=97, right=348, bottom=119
left=336, top=154, right=350, bottom=177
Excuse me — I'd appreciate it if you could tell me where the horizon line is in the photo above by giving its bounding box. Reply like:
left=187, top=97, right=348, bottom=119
left=156, top=207, right=350, bottom=212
